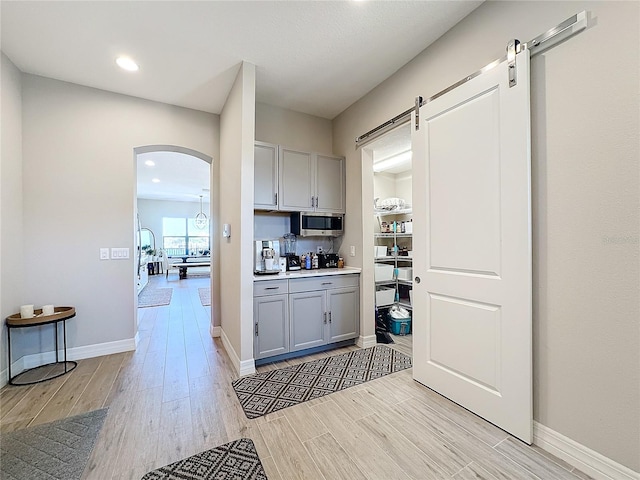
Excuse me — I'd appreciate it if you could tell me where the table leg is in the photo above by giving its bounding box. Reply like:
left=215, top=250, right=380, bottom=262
left=179, top=266, right=187, bottom=279
left=7, top=327, right=12, bottom=384
left=55, top=321, right=59, bottom=363
left=63, top=319, right=68, bottom=373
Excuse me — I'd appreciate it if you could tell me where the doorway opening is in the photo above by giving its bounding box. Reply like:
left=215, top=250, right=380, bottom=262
left=134, top=145, right=213, bottom=332
left=362, top=123, right=413, bottom=358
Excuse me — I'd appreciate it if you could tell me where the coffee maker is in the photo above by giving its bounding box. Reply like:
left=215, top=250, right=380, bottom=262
left=254, top=240, right=281, bottom=274
left=281, top=233, right=301, bottom=271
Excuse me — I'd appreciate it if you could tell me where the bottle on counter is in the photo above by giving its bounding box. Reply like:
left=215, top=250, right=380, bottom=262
left=312, top=253, right=319, bottom=269
left=305, top=253, right=312, bottom=270
left=338, top=257, right=344, bottom=268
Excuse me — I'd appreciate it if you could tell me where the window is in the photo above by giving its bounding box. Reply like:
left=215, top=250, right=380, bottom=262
left=162, top=217, right=210, bottom=256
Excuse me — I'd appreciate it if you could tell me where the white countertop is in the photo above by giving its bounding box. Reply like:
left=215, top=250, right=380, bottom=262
left=254, top=266, right=361, bottom=281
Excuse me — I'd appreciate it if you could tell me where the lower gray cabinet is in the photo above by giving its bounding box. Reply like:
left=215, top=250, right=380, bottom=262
left=254, top=274, right=359, bottom=360
left=289, top=291, right=326, bottom=352
left=254, top=294, right=289, bottom=360
left=327, top=287, right=359, bottom=343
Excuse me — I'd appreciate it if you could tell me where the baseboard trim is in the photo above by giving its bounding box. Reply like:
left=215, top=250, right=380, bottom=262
left=0, top=337, right=137, bottom=388
left=534, top=422, right=640, bottom=480
left=219, top=328, right=255, bottom=376
left=357, top=334, right=377, bottom=348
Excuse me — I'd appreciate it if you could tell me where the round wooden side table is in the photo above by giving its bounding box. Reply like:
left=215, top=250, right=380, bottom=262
left=5, top=306, right=77, bottom=386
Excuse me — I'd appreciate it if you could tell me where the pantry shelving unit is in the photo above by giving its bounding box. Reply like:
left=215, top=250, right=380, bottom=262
left=374, top=208, right=413, bottom=310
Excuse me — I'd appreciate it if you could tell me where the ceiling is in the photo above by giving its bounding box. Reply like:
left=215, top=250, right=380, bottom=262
left=137, top=151, right=210, bottom=203
left=1, top=0, right=482, bottom=120
left=2, top=1, right=482, bottom=201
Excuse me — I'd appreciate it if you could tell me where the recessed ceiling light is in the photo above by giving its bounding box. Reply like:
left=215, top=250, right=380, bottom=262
left=116, top=56, right=139, bottom=72
left=144, top=160, right=155, bottom=167
left=151, top=178, right=160, bottom=183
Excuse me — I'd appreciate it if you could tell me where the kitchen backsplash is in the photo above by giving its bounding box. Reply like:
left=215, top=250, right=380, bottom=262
left=254, top=212, right=342, bottom=255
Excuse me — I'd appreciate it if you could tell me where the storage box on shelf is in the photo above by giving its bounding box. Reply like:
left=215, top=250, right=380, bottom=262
left=375, top=287, right=395, bottom=306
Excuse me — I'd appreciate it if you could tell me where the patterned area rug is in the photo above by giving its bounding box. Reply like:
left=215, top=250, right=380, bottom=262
left=233, top=345, right=412, bottom=419
left=141, top=438, right=267, bottom=480
left=0, top=408, right=108, bottom=480
left=138, top=286, right=173, bottom=308
left=198, top=287, right=211, bottom=306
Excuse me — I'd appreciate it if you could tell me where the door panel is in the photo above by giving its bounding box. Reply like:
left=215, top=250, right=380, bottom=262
left=289, top=291, right=326, bottom=351
left=315, top=154, right=345, bottom=213
left=429, top=294, right=501, bottom=392
left=327, top=287, right=359, bottom=343
left=254, top=142, right=278, bottom=209
left=279, top=147, right=314, bottom=211
left=254, top=294, right=289, bottom=359
left=428, top=88, right=501, bottom=276
left=412, top=50, right=532, bottom=442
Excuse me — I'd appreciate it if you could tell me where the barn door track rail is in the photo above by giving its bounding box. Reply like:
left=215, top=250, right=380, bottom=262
left=356, top=11, right=587, bottom=145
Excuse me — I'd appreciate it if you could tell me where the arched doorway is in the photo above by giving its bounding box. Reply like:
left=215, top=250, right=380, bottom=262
left=133, top=145, right=218, bottom=339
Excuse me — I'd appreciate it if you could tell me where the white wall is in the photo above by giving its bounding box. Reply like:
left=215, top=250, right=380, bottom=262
left=334, top=1, right=639, bottom=472
left=255, top=102, right=332, bottom=153
left=0, top=53, right=24, bottom=381
left=18, top=75, right=219, bottom=363
left=219, top=62, right=256, bottom=373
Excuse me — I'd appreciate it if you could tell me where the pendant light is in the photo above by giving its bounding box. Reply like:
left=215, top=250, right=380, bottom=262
left=195, top=195, right=208, bottom=229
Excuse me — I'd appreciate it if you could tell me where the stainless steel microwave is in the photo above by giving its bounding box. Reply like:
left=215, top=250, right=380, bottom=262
left=291, top=212, right=344, bottom=237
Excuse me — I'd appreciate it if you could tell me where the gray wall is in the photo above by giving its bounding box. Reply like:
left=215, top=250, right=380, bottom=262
left=18, top=74, right=219, bottom=361
left=255, top=102, right=333, bottom=153
left=333, top=1, right=639, bottom=471
left=0, top=54, right=24, bottom=379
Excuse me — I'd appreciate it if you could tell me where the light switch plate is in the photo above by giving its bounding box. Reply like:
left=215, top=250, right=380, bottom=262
left=100, top=248, right=110, bottom=260
left=350, top=245, right=356, bottom=257
left=111, top=247, right=130, bottom=259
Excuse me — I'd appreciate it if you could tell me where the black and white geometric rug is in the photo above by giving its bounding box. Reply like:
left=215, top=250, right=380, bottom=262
left=141, top=438, right=267, bottom=480
left=232, top=345, right=412, bottom=419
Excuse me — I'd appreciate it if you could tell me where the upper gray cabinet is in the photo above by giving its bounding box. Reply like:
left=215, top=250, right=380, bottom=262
left=254, top=142, right=345, bottom=213
left=254, top=141, right=279, bottom=210
left=278, top=146, right=315, bottom=211
left=315, top=154, right=345, bottom=213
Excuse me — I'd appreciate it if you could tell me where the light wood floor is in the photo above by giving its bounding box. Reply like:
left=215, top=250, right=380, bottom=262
left=0, top=274, right=592, bottom=480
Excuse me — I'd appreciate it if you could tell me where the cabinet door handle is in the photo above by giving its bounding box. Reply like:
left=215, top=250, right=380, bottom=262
left=329, top=312, right=332, bottom=323
left=264, top=286, right=280, bottom=290
left=324, top=312, right=327, bottom=324
left=255, top=323, right=259, bottom=336
left=274, top=192, right=278, bottom=205
left=321, top=282, right=333, bottom=285
left=315, top=196, right=318, bottom=208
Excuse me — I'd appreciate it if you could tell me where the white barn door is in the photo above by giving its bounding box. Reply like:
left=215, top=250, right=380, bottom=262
left=411, top=49, right=532, bottom=442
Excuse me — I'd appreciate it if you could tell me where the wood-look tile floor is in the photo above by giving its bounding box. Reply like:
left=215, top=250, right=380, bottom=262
left=0, top=275, right=592, bottom=480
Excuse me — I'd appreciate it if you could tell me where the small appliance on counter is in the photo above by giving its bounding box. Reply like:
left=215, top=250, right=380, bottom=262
left=281, top=233, right=301, bottom=271
left=254, top=240, right=281, bottom=275
left=318, top=253, right=339, bottom=269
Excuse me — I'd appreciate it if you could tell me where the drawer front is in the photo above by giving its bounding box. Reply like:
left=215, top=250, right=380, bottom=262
left=254, top=279, right=289, bottom=296
left=289, top=274, right=359, bottom=293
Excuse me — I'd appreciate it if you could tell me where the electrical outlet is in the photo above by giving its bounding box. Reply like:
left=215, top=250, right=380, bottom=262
left=316, top=246, right=323, bottom=254
left=350, top=245, right=356, bottom=257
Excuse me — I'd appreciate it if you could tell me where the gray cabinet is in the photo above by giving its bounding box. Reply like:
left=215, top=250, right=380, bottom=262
left=289, top=291, right=326, bottom=352
left=278, top=146, right=314, bottom=211
left=254, top=279, right=289, bottom=360
left=256, top=144, right=345, bottom=213
left=254, top=141, right=279, bottom=210
left=289, top=274, right=359, bottom=352
left=315, top=154, right=345, bottom=213
left=327, top=287, right=359, bottom=343
left=254, top=274, right=360, bottom=361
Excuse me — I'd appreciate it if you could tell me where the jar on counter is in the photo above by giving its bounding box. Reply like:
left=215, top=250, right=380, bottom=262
left=337, top=257, right=344, bottom=268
